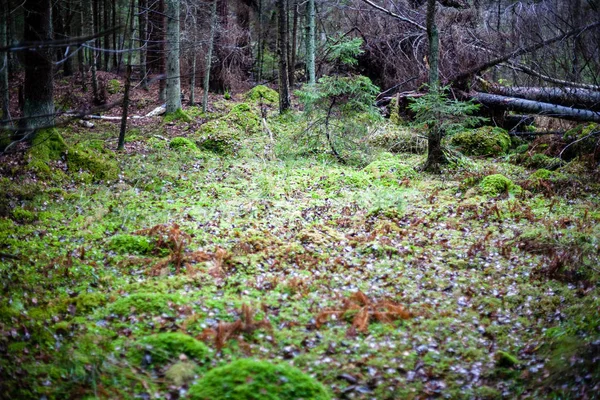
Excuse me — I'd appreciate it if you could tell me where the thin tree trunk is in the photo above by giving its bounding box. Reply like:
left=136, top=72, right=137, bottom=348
left=78, top=2, right=87, bottom=92
left=0, top=0, right=11, bottom=125
left=203, top=0, right=217, bottom=113
left=112, top=0, right=117, bottom=70
left=256, top=0, right=263, bottom=82
left=277, top=0, right=290, bottom=112
left=189, top=54, right=196, bottom=106
left=138, top=0, right=148, bottom=90
left=22, top=0, right=54, bottom=132
left=306, top=0, right=315, bottom=85
left=103, top=0, right=110, bottom=70
left=424, top=0, right=445, bottom=172
left=119, top=0, right=136, bottom=150
left=288, top=0, right=298, bottom=87
left=165, top=0, right=181, bottom=113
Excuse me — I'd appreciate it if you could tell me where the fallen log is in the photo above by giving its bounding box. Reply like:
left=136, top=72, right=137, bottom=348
left=482, top=85, right=600, bottom=111
left=469, top=92, right=600, bottom=123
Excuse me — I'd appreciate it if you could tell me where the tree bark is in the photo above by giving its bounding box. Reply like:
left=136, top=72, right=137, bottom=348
left=306, top=0, right=316, bottom=85
left=0, top=0, right=11, bottom=125
left=203, top=0, right=217, bottom=113
left=423, top=0, right=445, bottom=172
left=482, top=85, right=600, bottom=111
left=138, top=0, right=148, bottom=90
left=119, top=0, right=136, bottom=150
left=22, top=0, right=54, bottom=132
left=165, top=0, right=181, bottom=113
left=470, top=91, right=600, bottom=123
left=288, top=0, right=298, bottom=88
left=277, top=0, right=291, bottom=112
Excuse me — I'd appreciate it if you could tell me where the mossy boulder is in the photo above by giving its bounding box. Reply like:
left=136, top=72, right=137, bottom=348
left=188, top=359, right=331, bottom=400
left=129, top=332, right=210, bottom=366
left=169, top=137, right=198, bottom=152
left=226, top=103, right=261, bottom=135
left=108, top=293, right=183, bottom=316
left=196, top=119, right=241, bottom=155
left=450, top=126, right=511, bottom=156
left=27, top=128, right=68, bottom=177
left=108, top=234, right=154, bottom=255
left=368, top=126, right=426, bottom=154
left=363, top=153, right=417, bottom=186
left=164, top=108, right=193, bottom=123
left=107, top=79, right=121, bottom=94
left=495, top=350, right=519, bottom=368
left=166, top=361, right=199, bottom=386
left=244, top=85, right=279, bottom=105
left=480, top=174, right=521, bottom=196
left=511, top=152, right=562, bottom=170
left=562, top=123, right=599, bottom=159
left=66, top=144, right=119, bottom=181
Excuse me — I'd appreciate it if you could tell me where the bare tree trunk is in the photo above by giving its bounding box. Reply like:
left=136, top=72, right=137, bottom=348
left=22, top=0, right=54, bottom=132
left=165, top=0, right=181, bottom=113
left=470, top=91, right=600, bottom=123
left=0, top=0, right=11, bottom=125
left=423, top=0, right=445, bottom=172
left=77, top=2, right=87, bottom=92
left=103, top=0, right=110, bottom=70
left=306, top=0, right=315, bottom=85
left=138, top=0, right=148, bottom=90
left=481, top=84, right=600, bottom=111
left=277, top=0, right=290, bottom=112
left=288, top=0, right=298, bottom=88
left=189, top=54, right=196, bottom=106
left=256, top=0, right=264, bottom=82
left=203, top=0, right=217, bottom=113
left=86, top=0, right=101, bottom=104
left=119, top=0, right=136, bottom=150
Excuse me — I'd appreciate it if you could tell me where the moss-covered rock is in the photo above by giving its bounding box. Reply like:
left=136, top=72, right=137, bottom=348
left=562, top=123, right=599, bottom=159
left=169, top=137, right=198, bottom=151
left=450, top=126, right=511, bottom=156
left=244, top=85, right=279, bottom=105
left=196, top=120, right=240, bottom=155
left=480, top=174, right=521, bottom=196
left=368, top=126, right=426, bottom=154
left=511, top=152, right=562, bottom=170
left=188, top=359, right=331, bottom=400
left=107, top=79, right=121, bottom=94
left=108, top=293, right=183, bottom=316
left=66, top=144, right=119, bottom=181
left=164, top=108, right=193, bottom=123
left=363, top=153, right=417, bottom=186
left=108, top=234, right=154, bottom=255
left=26, top=128, right=68, bottom=178
left=129, top=332, right=210, bottom=366
left=226, top=103, right=261, bottom=135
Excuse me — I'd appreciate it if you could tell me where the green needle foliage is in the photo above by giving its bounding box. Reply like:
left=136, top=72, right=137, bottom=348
left=297, top=38, right=381, bottom=166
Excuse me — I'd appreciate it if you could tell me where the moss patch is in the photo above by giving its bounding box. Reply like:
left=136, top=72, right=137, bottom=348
left=196, top=120, right=240, bottom=155
left=450, top=126, right=511, bottom=156
left=363, top=153, right=416, bottom=186
left=130, top=332, right=210, bottom=365
left=66, top=144, right=119, bottom=181
left=480, top=174, right=521, bottom=196
left=188, top=359, right=331, bottom=400
left=26, top=128, right=68, bottom=177
left=244, top=85, right=279, bottom=105
left=169, top=137, right=198, bottom=152
left=107, top=79, right=121, bottom=94
left=164, top=108, right=193, bottom=123
left=108, top=293, right=183, bottom=316
left=108, top=234, right=154, bottom=255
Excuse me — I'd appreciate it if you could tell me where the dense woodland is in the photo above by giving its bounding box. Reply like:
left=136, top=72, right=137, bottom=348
left=0, top=0, right=599, bottom=399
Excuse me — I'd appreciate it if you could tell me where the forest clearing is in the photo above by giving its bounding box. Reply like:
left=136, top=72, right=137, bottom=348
left=1, top=0, right=600, bottom=398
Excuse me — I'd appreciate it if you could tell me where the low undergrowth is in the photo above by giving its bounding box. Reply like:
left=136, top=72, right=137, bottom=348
left=0, top=98, right=599, bottom=399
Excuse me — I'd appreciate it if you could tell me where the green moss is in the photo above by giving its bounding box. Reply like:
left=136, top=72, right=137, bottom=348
left=196, top=120, right=240, bottom=155
left=169, top=137, right=198, bottom=151
left=474, top=385, right=502, bottom=399
left=368, top=126, right=426, bottom=154
left=363, top=153, right=416, bottom=186
left=66, top=144, right=119, bottom=181
left=108, top=293, right=183, bottom=316
left=479, top=174, right=521, bottom=196
left=244, top=85, right=279, bottom=105
left=12, top=207, right=36, bottom=223
left=226, top=103, right=261, bottom=135
left=165, top=361, right=199, bottom=386
left=450, top=126, right=511, bottom=156
left=188, top=359, right=331, bottom=400
left=494, top=350, right=519, bottom=367
left=130, top=332, right=210, bottom=365
left=515, top=143, right=529, bottom=154
left=107, top=79, right=121, bottom=94
left=164, top=108, right=193, bottom=123
left=108, top=233, right=154, bottom=254
left=26, top=128, right=68, bottom=178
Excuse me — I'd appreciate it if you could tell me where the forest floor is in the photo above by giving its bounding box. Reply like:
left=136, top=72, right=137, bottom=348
left=1, top=77, right=599, bottom=399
